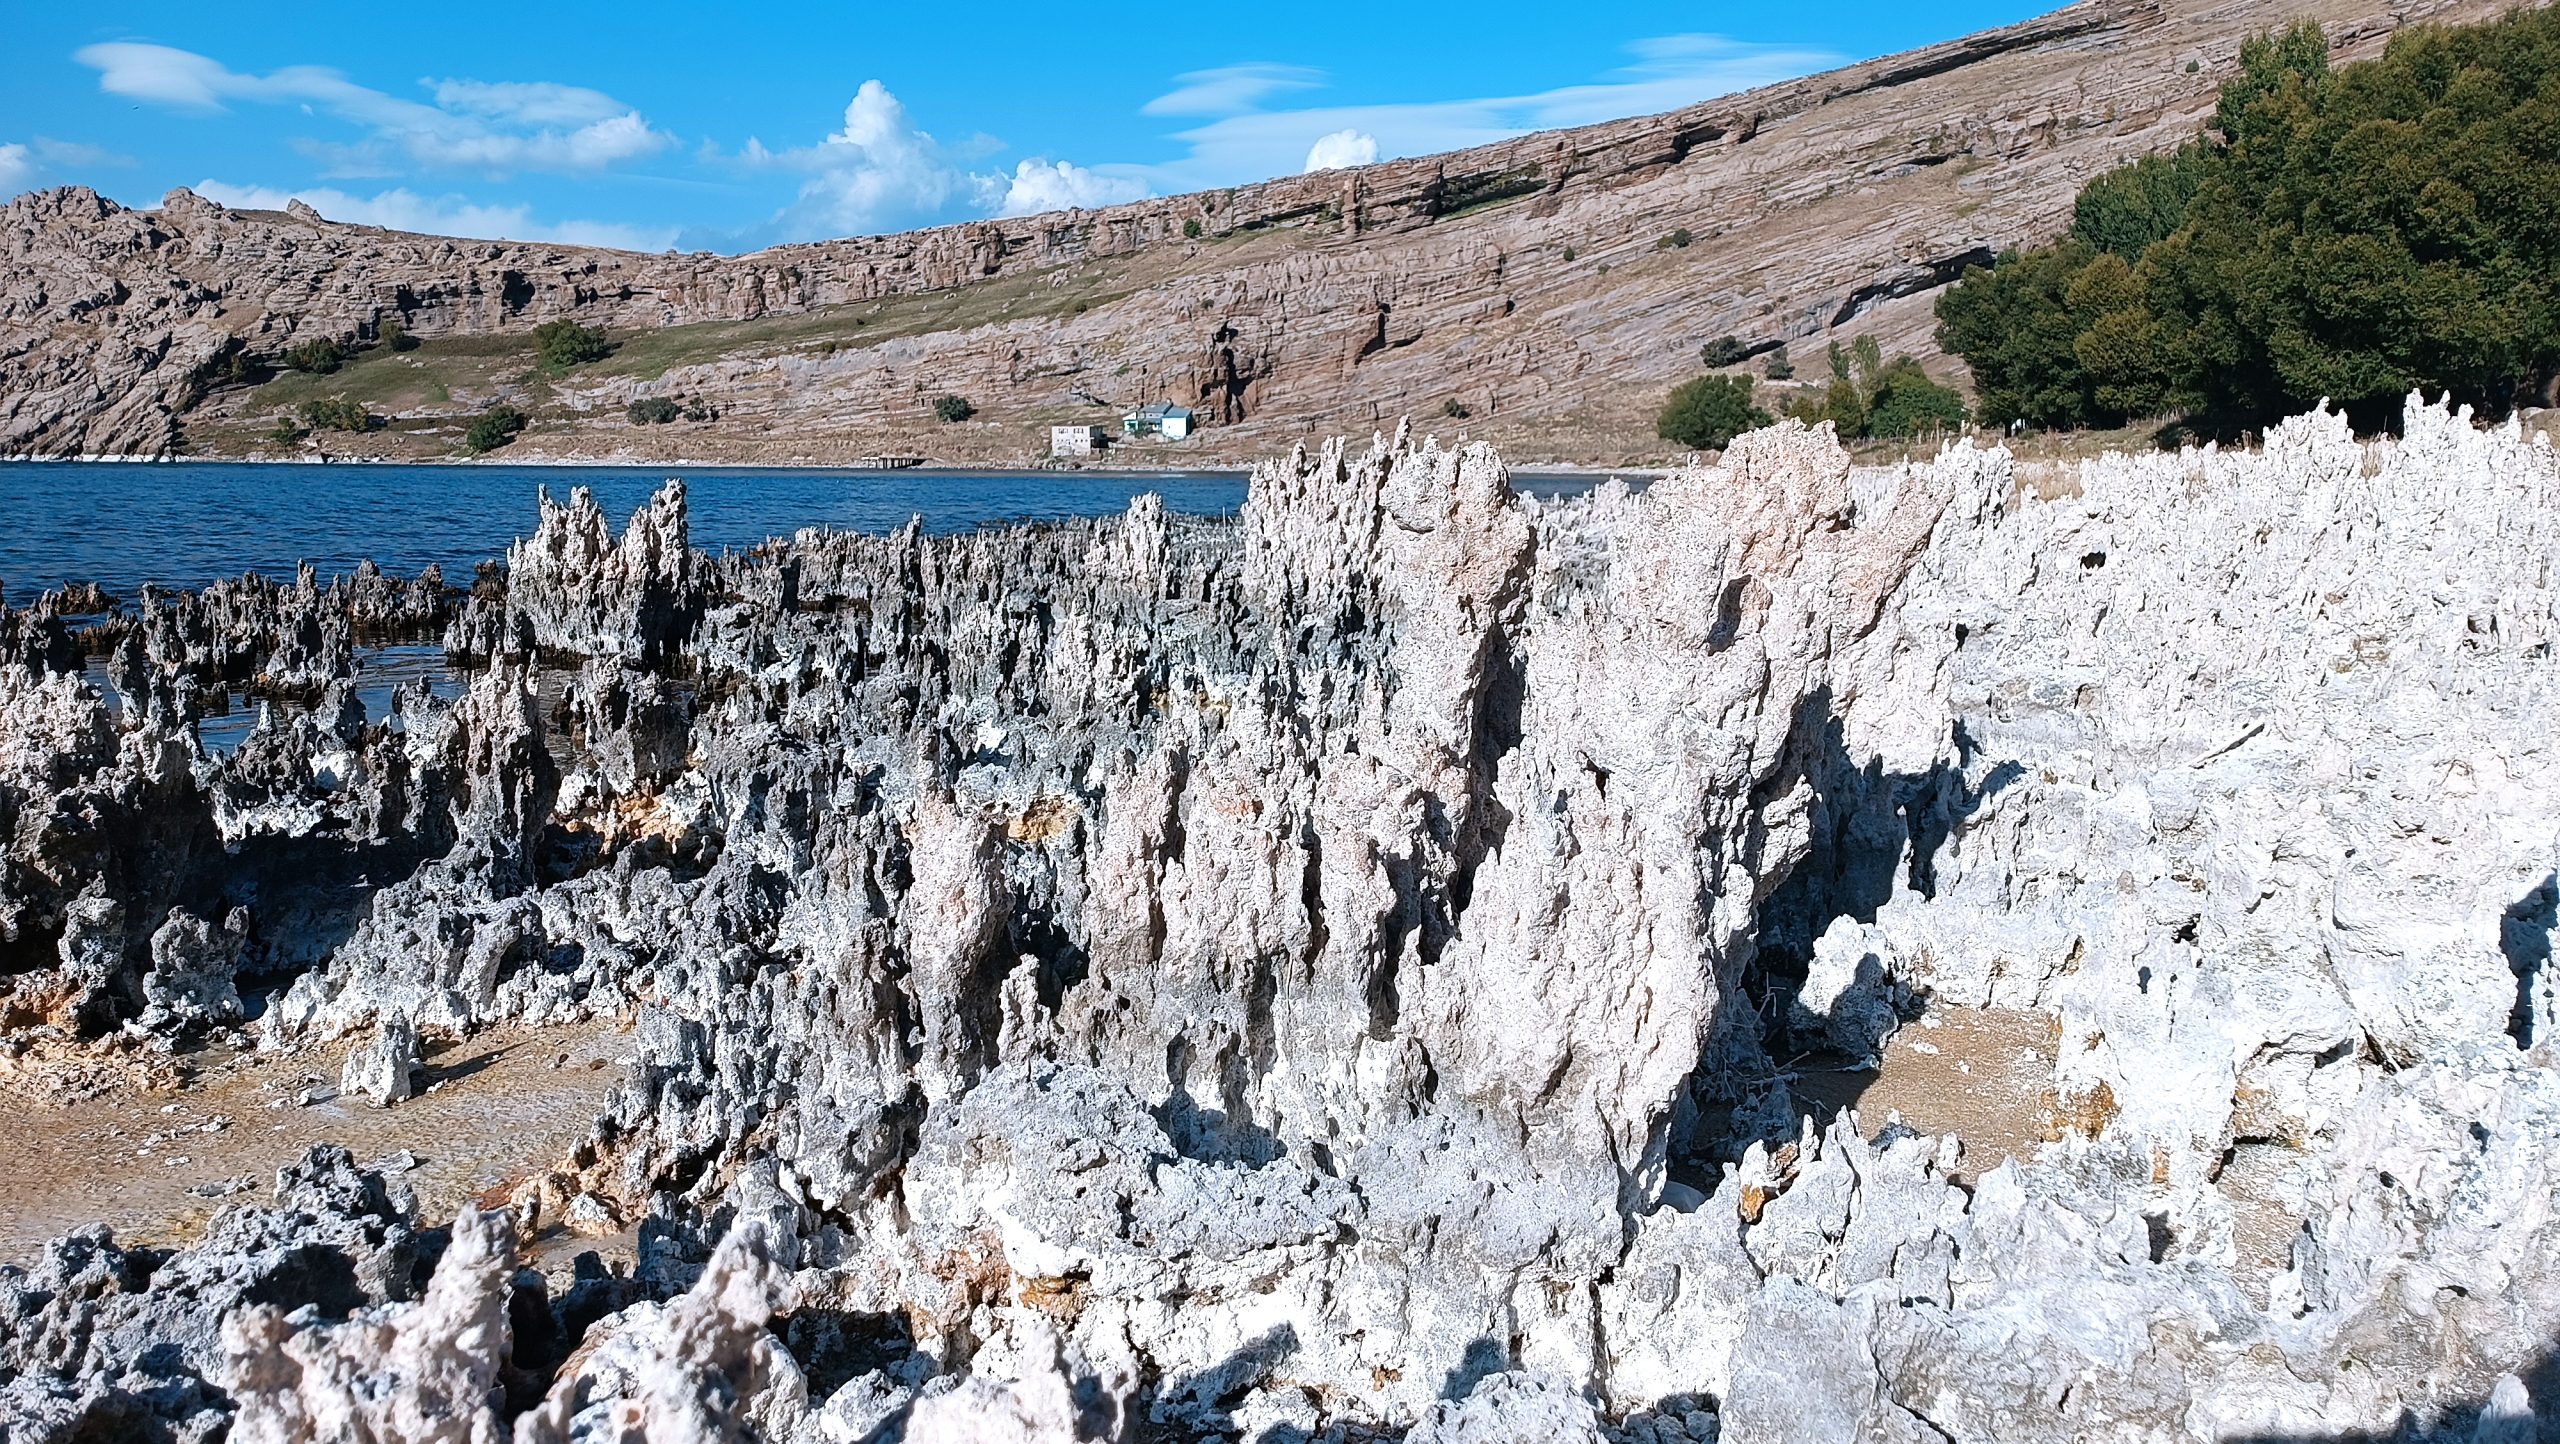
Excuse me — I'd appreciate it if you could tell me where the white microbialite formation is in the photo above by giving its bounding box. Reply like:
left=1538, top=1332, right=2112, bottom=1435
left=1, top=399, right=2554, bottom=1442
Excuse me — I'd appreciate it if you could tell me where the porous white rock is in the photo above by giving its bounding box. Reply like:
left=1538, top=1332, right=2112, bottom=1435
left=8, top=401, right=2560, bottom=1441
left=225, top=1205, right=515, bottom=1444
left=341, top=1012, right=420, bottom=1107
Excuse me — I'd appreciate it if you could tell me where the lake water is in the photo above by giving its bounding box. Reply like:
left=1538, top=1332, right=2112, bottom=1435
left=6, top=459, right=1616, bottom=755
left=0, top=461, right=1619, bottom=601
left=0, top=462, right=1253, bottom=598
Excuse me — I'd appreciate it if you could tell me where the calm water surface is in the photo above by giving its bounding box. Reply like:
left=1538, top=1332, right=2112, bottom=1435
left=0, top=462, right=1252, bottom=597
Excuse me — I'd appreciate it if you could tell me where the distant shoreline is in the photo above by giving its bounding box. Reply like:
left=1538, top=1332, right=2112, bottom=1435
left=0, top=454, right=1658, bottom=483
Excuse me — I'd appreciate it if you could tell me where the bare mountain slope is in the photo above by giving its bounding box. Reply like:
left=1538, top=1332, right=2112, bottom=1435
left=0, top=0, right=2526, bottom=464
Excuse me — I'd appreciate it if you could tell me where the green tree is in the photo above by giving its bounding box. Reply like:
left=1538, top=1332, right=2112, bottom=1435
left=1790, top=376, right=1868, bottom=436
left=284, top=338, right=345, bottom=375
left=216, top=348, right=267, bottom=387
left=1657, top=374, right=1771, bottom=450
left=299, top=395, right=377, bottom=432
left=533, top=320, right=613, bottom=369
left=1865, top=358, right=1970, bottom=438
left=626, top=397, right=682, bottom=425
left=1782, top=338, right=1966, bottom=439
left=933, top=394, right=976, bottom=423
left=2212, top=22, right=2334, bottom=148
left=1700, top=334, right=1754, bottom=368
left=2070, top=147, right=2210, bottom=259
left=1937, top=244, right=2124, bottom=429
left=1938, top=9, right=2560, bottom=434
left=464, top=405, right=529, bottom=455
left=2143, top=12, right=2560, bottom=429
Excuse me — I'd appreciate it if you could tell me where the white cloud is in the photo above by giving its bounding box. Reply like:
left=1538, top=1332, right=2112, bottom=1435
left=402, top=111, right=666, bottom=171
left=1143, top=63, right=1324, bottom=118
left=429, top=79, right=630, bottom=127
left=0, top=138, right=134, bottom=194
left=192, top=180, right=678, bottom=251
left=1302, top=129, right=1377, bottom=173
left=713, top=36, right=1836, bottom=246
left=988, top=159, right=1150, bottom=217
left=75, top=42, right=671, bottom=176
left=1127, top=33, right=1843, bottom=194
left=758, top=80, right=971, bottom=235
left=735, top=81, right=1143, bottom=238
left=78, top=43, right=251, bottom=110
left=33, top=137, right=136, bottom=168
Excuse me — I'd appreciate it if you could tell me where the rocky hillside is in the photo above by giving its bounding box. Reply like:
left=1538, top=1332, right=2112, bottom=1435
left=0, top=0, right=2529, bottom=464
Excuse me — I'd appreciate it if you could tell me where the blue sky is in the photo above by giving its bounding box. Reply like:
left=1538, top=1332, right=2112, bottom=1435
left=1, top=1, right=2048, bottom=254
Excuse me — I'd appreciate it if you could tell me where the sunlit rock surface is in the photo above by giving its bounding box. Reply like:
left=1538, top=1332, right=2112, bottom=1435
left=2, top=401, right=2557, bottom=1441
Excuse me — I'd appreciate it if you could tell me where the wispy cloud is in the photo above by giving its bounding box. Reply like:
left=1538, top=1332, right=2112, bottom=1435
left=1127, top=34, right=1843, bottom=194
left=76, top=42, right=673, bottom=177
left=192, top=180, right=678, bottom=251
left=54, top=32, right=1844, bottom=249
left=0, top=136, right=137, bottom=196
left=429, top=79, right=633, bottom=128
left=1142, top=63, right=1324, bottom=119
left=599, top=36, right=1833, bottom=247
left=33, top=137, right=136, bottom=168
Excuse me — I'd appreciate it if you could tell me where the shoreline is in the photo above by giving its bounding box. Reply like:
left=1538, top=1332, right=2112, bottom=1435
left=0, top=453, right=1662, bottom=482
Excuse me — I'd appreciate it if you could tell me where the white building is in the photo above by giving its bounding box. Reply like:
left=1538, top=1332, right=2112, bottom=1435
left=1050, top=424, right=1110, bottom=457
left=1123, top=403, right=1196, bottom=442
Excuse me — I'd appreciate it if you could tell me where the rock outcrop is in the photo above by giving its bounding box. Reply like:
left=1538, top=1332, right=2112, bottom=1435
left=5, top=403, right=2560, bottom=1439
left=1, top=0, right=2530, bottom=462
left=0, top=1146, right=419, bottom=1442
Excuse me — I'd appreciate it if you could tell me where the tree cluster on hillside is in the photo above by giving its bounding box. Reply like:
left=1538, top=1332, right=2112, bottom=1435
left=283, top=338, right=345, bottom=375
left=1700, top=335, right=1757, bottom=369
left=1789, top=337, right=1969, bottom=441
left=464, top=406, right=529, bottom=455
left=533, top=320, right=613, bottom=370
left=1938, top=10, right=2560, bottom=434
left=1657, top=375, right=1770, bottom=451
left=1659, top=336, right=1965, bottom=451
left=298, top=396, right=378, bottom=433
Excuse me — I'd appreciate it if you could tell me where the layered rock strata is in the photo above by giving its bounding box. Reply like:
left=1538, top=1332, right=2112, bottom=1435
left=2, top=406, right=2558, bottom=1440
left=1, top=0, right=2530, bottom=460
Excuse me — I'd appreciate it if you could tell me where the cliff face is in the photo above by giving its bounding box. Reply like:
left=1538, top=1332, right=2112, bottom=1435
left=0, top=0, right=2526, bottom=461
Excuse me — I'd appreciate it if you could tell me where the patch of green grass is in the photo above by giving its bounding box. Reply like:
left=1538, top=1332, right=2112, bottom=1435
left=242, top=333, right=534, bottom=415
left=214, top=220, right=1306, bottom=431
left=587, top=267, right=1154, bottom=382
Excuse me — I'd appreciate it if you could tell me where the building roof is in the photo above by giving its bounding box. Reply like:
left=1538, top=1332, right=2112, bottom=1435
left=1128, top=402, right=1194, bottom=421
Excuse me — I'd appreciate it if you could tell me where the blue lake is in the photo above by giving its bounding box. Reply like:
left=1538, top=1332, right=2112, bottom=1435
left=0, top=461, right=1253, bottom=598
left=0, top=461, right=1617, bottom=600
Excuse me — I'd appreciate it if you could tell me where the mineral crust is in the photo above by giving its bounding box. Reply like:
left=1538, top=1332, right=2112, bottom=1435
left=2, top=402, right=2556, bottom=1440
